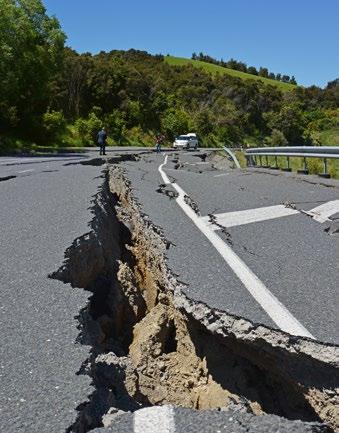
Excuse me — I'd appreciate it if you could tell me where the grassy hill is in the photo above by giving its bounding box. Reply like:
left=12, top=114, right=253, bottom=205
left=164, top=56, right=296, bottom=92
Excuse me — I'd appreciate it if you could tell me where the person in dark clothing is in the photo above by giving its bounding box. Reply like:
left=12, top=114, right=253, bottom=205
left=97, top=128, right=107, bottom=155
left=155, top=133, right=165, bottom=153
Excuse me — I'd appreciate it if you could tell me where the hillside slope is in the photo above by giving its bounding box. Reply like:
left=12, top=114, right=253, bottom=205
left=165, top=56, right=296, bottom=92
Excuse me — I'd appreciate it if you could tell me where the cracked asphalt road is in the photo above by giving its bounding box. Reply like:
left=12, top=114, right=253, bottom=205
left=0, top=149, right=338, bottom=433
left=120, top=150, right=339, bottom=344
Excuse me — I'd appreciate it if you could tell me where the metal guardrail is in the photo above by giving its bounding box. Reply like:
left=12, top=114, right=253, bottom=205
left=223, top=146, right=241, bottom=168
left=245, top=146, right=339, bottom=178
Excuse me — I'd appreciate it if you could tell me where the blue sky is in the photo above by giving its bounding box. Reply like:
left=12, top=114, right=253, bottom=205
left=44, top=0, right=339, bottom=88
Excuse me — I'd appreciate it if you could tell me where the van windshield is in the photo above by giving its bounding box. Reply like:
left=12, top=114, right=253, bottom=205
left=177, top=135, right=189, bottom=140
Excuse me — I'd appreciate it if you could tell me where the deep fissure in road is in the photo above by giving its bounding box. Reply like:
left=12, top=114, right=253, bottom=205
left=51, top=159, right=338, bottom=433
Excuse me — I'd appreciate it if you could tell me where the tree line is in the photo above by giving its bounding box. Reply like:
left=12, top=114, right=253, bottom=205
left=1, top=0, right=338, bottom=153
left=192, top=52, right=297, bottom=84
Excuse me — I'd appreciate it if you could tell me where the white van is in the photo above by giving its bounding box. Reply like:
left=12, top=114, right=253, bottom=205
left=173, top=133, right=198, bottom=150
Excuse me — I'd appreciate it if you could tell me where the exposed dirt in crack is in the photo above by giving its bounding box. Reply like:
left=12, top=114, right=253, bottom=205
left=206, top=150, right=234, bottom=170
left=51, top=158, right=338, bottom=433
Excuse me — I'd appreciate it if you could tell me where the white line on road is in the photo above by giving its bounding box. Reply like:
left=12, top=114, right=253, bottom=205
left=159, top=157, right=171, bottom=184
left=0, top=158, right=42, bottom=166
left=159, top=155, right=314, bottom=339
left=134, top=406, right=175, bottom=433
left=200, top=205, right=300, bottom=229
left=18, top=169, right=35, bottom=174
left=306, top=200, right=339, bottom=223
left=214, top=173, right=230, bottom=178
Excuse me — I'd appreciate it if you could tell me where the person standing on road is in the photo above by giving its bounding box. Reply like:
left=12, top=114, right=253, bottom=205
left=155, top=133, right=165, bottom=153
left=97, top=127, right=107, bottom=156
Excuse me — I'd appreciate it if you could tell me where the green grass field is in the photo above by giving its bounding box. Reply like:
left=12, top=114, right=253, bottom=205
left=164, top=56, right=296, bottom=92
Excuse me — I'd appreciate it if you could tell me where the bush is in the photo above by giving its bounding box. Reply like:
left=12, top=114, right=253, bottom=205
left=307, top=158, right=323, bottom=175
left=105, top=110, right=126, bottom=143
left=42, top=110, right=66, bottom=144
left=74, top=111, right=102, bottom=146
left=217, top=124, right=243, bottom=146
left=264, top=129, right=288, bottom=147
left=0, top=135, right=35, bottom=155
left=124, top=126, right=154, bottom=146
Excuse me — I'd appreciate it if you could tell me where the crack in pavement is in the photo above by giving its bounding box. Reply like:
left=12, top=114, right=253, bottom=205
left=282, top=200, right=339, bottom=234
left=45, top=153, right=338, bottom=433
left=324, top=221, right=339, bottom=235
left=208, top=213, right=233, bottom=245
left=156, top=184, right=179, bottom=200
left=0, top=175, right=17, bottom=182
left=184, top=194, right=201, bottom=216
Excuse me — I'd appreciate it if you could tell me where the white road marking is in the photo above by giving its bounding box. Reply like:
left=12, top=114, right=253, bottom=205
left=134, top=406, right=175, bottom=433
left=305, top=200, right=339, bottom=223
left=0, top=156, right=85, bottom=166
left=200, top=205, right=299, bottom=229
left=214, top=173, right=230, bottom=178
left=159, top=155, right=314, bottom=339
left=159, top=157, right=171, bottom=184
left=0, top=158, right=42, bottom=166
left=18, top=169, right=35, bottom=174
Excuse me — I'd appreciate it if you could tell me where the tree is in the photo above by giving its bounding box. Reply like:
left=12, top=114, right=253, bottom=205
left=105, top=110, right=126, bottom=143
left=226, top=58, right=239, bottom=70
left=290, top=76, right=297, bottom=85
left=258, top=67, right=269, bottom=78
left=194, top=110, right=214, bottom=135
left=57, top=49, right=93, bottom=119
left=264, top=104, right=306, bottom=144
left=247, top=66, right=258, bottom=76
left=0, top=0, right=66, bottom=139
left=326, top=78, right=339, bottom=89
left=264, top=129, right=288, bottom=146
left=161, top=109, right=191, bottom=139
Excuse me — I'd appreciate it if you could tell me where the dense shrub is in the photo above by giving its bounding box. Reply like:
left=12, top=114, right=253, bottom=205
left=74, top=112, right=102, bottom=146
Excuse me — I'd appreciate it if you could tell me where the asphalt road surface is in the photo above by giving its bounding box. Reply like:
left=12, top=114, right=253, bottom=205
left=0, top=148, right=338, bottom=433
left=120, top=150, right=339, bottom=343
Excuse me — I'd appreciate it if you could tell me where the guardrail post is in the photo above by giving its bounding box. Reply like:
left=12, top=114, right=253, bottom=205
left=259, top=155, right=262, bottom=166
left=319, top=158, right=330, bottom=178
left=298, top=156, right=309, bottom=175
left=271, top=155, right=279, bottom=170
left=282, top=156, right=292, bottom=172
left=262, top=155, right=269, bottom=168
